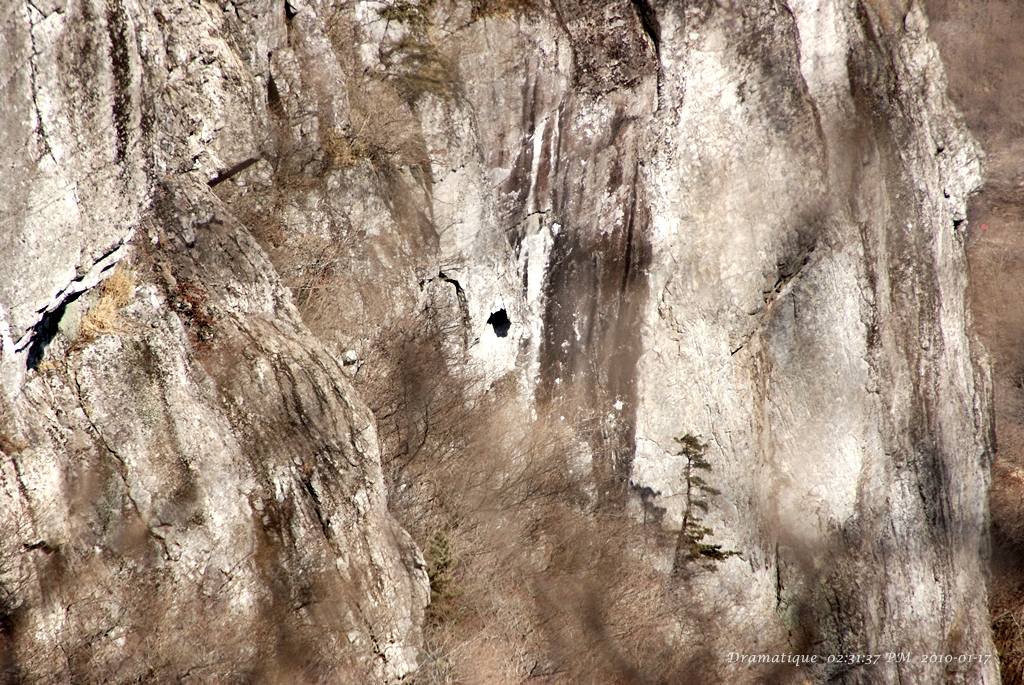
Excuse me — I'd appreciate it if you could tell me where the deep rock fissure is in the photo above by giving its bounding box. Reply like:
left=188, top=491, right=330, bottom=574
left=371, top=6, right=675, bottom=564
left=25, top=293, right=78, bottom=370
left=629, top=0, right=661, bottom=56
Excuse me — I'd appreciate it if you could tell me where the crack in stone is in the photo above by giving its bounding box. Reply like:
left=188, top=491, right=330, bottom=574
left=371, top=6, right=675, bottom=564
left=436, top=271, right=472, bottom=348
left=71, top=370, right=171, bottom=560
left=730, top=276, right=806, bottom=356
left=15, top=233, right=134, bottom=354
left=25, top=3, right=54, bottom=164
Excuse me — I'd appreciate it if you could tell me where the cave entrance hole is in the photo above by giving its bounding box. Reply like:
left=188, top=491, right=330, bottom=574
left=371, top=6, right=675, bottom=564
left=487, top=309, right=510, bottom=338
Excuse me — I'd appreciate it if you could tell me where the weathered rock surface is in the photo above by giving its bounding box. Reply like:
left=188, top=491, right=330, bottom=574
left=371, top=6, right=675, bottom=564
left=633, top=1, right=997, bottom=682
left=0, top=0, right=1001, bottom=682
left=0, top=180, right=430, bottom=681
left=1, top=2, right=427, bottom=682
left=924, top=0, right=1024, bottom=680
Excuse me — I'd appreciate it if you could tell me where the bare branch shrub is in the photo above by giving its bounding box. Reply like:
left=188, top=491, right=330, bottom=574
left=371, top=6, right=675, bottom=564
left=349, top=307, right=728, bottom=685
left=470, top=0, right=537, bottom=20
left=323, top=76, right=428, bottom=172
left=379, top=37, right=460, bottom=106
left=992, top=600, right=1024, bottom=685
left=170, top=280, right=216, bottom=346
left=378, top=0, right=437, bottom=27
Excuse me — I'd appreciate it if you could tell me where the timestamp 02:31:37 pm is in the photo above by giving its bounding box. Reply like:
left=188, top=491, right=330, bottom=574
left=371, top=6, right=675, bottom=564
left=726, top=652, right=994, bottom=666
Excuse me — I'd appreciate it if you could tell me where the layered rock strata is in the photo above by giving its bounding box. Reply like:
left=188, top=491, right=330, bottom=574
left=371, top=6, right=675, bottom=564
left=0, top=0, right=999, bottom=682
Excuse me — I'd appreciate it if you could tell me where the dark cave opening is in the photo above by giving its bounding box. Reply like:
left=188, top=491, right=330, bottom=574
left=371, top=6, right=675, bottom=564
left=487, top=309, right=510, bottom=338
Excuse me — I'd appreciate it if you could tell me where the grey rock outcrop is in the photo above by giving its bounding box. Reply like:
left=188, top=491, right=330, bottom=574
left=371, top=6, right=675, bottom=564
left=634, top=1, right=997, bottom=682
left=0, top=0, right=1000, bottom=682
left=1, top=2, right=427, bottom=682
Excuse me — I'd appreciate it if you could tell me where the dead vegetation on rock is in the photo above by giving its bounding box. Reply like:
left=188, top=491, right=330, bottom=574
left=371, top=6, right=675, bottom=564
left=327, top=302, right=738, bottom=684
left=79, top=265, right=136, bottom=339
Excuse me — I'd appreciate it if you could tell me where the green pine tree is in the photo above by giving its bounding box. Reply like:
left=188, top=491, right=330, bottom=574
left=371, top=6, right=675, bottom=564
left=425, top=530, right=459, bottom=620
left=672, top=434, right=740, bottom=575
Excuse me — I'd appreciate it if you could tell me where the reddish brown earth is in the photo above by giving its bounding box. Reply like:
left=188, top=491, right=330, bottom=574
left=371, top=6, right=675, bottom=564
left=926, top=1, right=1024, bottom=681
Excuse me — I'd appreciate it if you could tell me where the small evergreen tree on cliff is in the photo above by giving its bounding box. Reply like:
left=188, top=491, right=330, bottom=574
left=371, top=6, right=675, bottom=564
left=425, top=530, right=458, bottom=621
left=672, top=434, right=739, bottom=575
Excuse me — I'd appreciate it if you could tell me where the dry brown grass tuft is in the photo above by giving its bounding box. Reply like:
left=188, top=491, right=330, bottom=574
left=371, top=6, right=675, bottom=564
left=80, top=265, right=135, bottom=339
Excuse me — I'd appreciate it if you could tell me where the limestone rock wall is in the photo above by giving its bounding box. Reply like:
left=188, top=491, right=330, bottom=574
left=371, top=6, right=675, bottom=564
left=0, top=2, right=428, bottom=682
left=0, top=0, right=1000, bottom=682
left=633, top=0, right=997, bottom=682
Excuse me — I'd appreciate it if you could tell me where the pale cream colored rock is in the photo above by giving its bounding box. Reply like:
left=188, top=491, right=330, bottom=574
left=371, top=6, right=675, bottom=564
left=0, top=2, right=427, bottom=681
left=0, top=0, right=1000, bottom=682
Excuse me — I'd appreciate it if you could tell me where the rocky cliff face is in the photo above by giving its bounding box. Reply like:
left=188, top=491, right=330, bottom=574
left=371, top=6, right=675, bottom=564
left=0, top=0, right=999, bottom=682
left=1, top=3, right=428, bottom=681
left=924, top=0, right=1024, bottom=680
left=635, top=1, right=996, bottom=682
